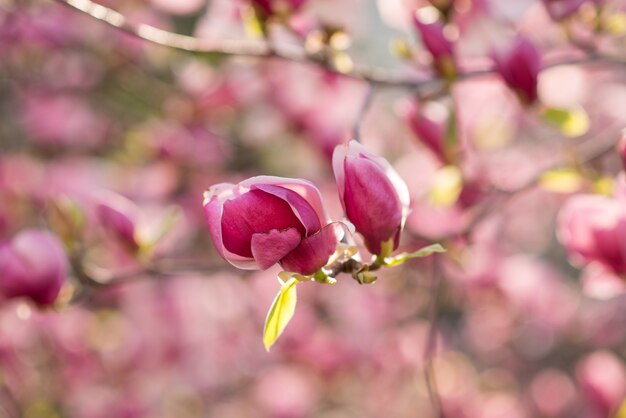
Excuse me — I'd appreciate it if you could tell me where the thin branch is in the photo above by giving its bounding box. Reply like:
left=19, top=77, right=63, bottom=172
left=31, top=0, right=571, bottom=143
left=352, top=83, right=376, bottom=142
left=52, top=0, right=626, bottom=91
left=424, top=253, right=444, bottom=418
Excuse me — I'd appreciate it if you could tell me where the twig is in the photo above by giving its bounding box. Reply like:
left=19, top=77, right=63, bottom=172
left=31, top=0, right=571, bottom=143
left=424, top=253, right=444, bottom=418
left=52, top=0, right=626, bottom=91
left=352, top=83, right=376, bottom=142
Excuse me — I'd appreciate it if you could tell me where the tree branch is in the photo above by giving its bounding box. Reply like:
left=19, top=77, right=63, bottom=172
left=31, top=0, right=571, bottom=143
left=52, top=0, right=626, bottom=91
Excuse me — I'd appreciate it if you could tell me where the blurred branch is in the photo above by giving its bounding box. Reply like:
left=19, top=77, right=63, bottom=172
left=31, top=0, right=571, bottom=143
left=52, top=0, right=626, bottom=91
left=424, top=254, right=444, bottom=418
left=71, top=255, right=224, bottom=288
left=352, top=83, right=376, bottom=142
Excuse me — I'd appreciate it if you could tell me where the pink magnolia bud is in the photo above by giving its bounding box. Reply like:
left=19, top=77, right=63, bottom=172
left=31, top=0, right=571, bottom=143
left=413, top=8, right=456, bottom=78
left=493, top=37, right=541, bottom=105
left=557, top=194, right=626, bottom=276
left=94, top=191, right=140, bottom=249
left=402, top=100, right=448, bottom=163
left=576, top=351, right=626, bottom=416
left=493, top=37, right=541, bottom=104
left=0, top=229, right=68, bottom=305
left=333, top=141, right=410, bottom=256
left=203, top=176, right=339, bottom=275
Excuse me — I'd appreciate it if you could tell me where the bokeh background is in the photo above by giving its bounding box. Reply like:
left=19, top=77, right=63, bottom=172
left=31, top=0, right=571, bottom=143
left=1, top=0, right=626, bottom=417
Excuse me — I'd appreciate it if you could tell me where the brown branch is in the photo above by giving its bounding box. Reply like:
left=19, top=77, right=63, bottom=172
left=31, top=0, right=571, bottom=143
left=52, top=0, right=626, bottom=90
left=352, top=83, right=376, bottom=142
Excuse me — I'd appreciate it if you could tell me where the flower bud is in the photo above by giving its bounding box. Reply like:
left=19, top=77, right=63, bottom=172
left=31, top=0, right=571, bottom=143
left=94, top=191, right=140, bottom=249
left=576, top=351, right=626, bottom=416
left=333, top=140, right=410, bottom=256
left=203, top=176, right=339, bottom=275
left=401, top=100, right=448, bottom=163
left=557, top=194, right=626, bottom=276
left=0, top=229, right=68, bottom=305
left=413, top=7, right=456, bottom=79
left=493, top=36, right=541, bottom=105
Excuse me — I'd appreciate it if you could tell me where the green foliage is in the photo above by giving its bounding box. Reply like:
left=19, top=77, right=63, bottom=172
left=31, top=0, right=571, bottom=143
left=263, top=276, right=299, bottom=351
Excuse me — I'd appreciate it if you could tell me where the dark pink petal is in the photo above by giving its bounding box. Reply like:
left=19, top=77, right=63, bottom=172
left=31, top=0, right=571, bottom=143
left=94, top=191, right=139, bottom=247
left=0, top=230, right=67, bottom=305
left=241, top=176, right=329, bottom=224
left=252, top=184, right=321, bottom=236
left=251, top=228, right=302, bottom=270
left=221, top=189, right=304, bottom=257
left=343, top=155, right=403, bottom=255
left=280, top=224, right=340, bottom=275
left=493, top=37, right=540, bottom=105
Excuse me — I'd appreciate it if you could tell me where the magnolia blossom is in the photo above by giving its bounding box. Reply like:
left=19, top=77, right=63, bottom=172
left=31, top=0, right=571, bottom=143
left=493, top=36, right=541, bottom=105
left=413, top=8, right=455, bottom=78
left=402, top=100, right=448, bottom=163
left=95, top=191, right=140, bottom=249
left=333, top=140, right=410, bottom=256
left=203, top=176, right=339, bottom=275
left=557, top=194, right=626, bottom=276
left=0, top=229, right=68, bottom=305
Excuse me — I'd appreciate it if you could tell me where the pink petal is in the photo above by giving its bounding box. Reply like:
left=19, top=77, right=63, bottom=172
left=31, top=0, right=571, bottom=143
left=241, top=176, right=329, bottom=223
left=251, top=228, right=302, bottom=270
left=221, top=189, right=305, bottom=258
left=252, top=184, right=321, bottom=236
left=280, top=223, right=340, bottom=275
left=343, top=155, right=403, bottom=254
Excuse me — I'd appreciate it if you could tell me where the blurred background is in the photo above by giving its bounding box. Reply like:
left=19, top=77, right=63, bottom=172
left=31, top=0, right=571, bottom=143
left=1, top=0, right=626, bottom=417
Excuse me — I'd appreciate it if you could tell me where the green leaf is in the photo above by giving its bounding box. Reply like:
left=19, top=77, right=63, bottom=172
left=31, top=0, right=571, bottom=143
left=384, top=243, right=446, bottom=267
left=263, top=277, right=299, bottom=351
left=542, top=106, right=590, bottom=137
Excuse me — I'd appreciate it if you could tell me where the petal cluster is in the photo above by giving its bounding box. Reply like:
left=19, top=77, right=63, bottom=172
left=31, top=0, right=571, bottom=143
left=203, top=176, right=339, bottom=275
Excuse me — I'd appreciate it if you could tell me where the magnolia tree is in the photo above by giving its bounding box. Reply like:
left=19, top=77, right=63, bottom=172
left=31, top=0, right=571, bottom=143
left=1, top=0, right=626, bottom=416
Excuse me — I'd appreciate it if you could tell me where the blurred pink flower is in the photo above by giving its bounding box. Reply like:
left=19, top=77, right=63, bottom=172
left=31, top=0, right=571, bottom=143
left=413, top=8, right=456, bottom=78
left=94, top=191, right=140, bottom=250
left=557, top=194, right=626, bottom=276
left=19, top=93, right=109, bottom=149
left=401, top=100, right=448, bottom=163
left=203, top=176, right=339, bottom=275
left=333, top=140, right=410, bottom=256
left=493, top=36, right=541, bottom=105
left=0, top=229, right=68, bottom=305
left=577, top=350, right=626, bottom=417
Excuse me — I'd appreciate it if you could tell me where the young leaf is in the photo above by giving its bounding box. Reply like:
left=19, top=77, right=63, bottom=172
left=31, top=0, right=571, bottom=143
left=384, top=243, right=446, bottom=267
left=263, top=277, right=299, bottom=351
left=542, top=106, right=590, bottom=137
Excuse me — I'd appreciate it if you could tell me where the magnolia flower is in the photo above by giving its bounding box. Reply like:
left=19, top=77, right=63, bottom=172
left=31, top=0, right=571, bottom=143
left=333, top=140, right=410, bottom=256
left=0, top=229, right=68, bottom=305
left=413, top=8, right=456, bottom=78
left=493, top=36, right=541, bottom=105
left=94, top=191, right=140, bottom=249
left=557, top=194, right=626, bottom=276
left=203, top=176, right=339, bottom=275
